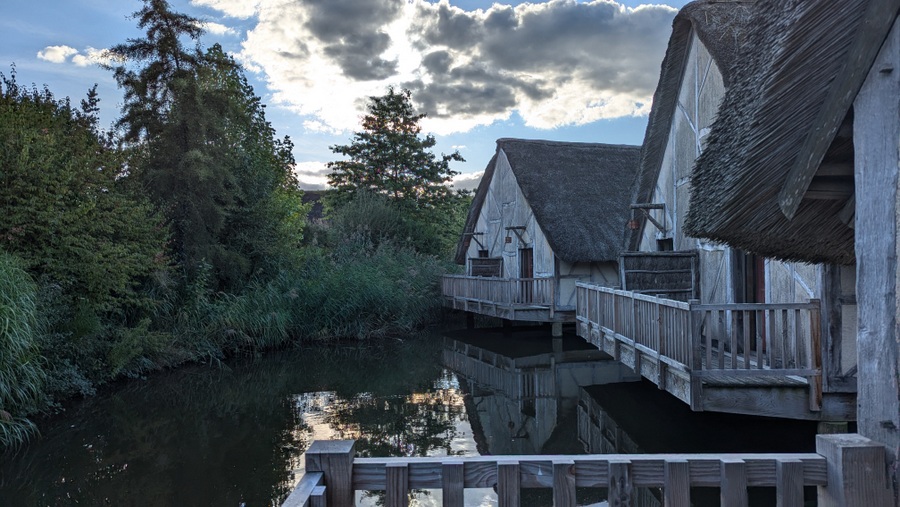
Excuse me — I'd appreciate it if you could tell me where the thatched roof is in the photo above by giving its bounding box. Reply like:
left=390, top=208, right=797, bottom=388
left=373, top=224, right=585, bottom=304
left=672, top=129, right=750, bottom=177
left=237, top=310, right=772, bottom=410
left=455, top=139, right=641, bottom=265
left=628, top=0, right=755, bottom=250
left=685, top=0, right=900, bottom=265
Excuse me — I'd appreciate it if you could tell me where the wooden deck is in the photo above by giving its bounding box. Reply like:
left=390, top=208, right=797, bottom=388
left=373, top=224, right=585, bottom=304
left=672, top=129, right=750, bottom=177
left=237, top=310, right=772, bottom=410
left=282, top=435, right=890, bottom=506
left=442, top=275, right=573, bottom=322
left=575, top=283, right=856, bottom=421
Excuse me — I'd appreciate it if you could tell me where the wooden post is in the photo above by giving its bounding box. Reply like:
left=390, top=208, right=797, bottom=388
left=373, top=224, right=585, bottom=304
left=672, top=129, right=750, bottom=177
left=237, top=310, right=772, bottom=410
left=807, top=299, right=823, bottom=412
left=816, top=434, right=892, bottom=506
left=551, top=321, right=563, bottom=337
left=720, top=459, right=748, bottom=507
left=688, top=300, right=703, bottom=411
left=776, top=459, right=804, bottom=507
left=305, top=440, right=356, bottom=507
left=854, top=14, right=900, bottom=503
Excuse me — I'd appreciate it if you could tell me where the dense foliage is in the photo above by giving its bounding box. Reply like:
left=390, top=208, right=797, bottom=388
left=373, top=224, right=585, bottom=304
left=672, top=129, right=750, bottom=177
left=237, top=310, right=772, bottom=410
left=327, top=88, right=469, bottom=256
left=0, top=0, right=465, bottom=449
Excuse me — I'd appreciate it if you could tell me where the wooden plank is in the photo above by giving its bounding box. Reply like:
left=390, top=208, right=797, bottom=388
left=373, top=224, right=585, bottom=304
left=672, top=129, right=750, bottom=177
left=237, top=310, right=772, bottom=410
left=281, top=472, right=324, bottom=507
left=718, top=310, right=726, bottom=369
left=775, top=459, right=804, bottom=507
left=608, top=459, right=633, bottom=507
left=743, top=311, right=751, bottom=369
left=755, top=311, right=764, bottom=370
left=497, top=461, right=520, bottom=507
left=720, top=459, right=748, bottom=507
left=349, top=454, right=828, bottom=489
left=808, top=300, right=823, bottom=412
left=693, top=303, right=820, bottom=311
left=553, top=460, right=577, bottom=507
left=310, top=486, right=326, bottom=507
left=730, top=310, right=739, bottom=369
left=705, top=309, right=713, bottom=370
left=664, top=460, right=691, bottom=507
left=385, top=463, right=409, bottom=507
left=442, top=461, right=464, bottom=507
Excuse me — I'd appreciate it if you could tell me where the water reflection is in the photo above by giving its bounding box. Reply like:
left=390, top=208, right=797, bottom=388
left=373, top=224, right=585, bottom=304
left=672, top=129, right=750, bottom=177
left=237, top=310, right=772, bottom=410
left=0, top=329, right=820, bottom=507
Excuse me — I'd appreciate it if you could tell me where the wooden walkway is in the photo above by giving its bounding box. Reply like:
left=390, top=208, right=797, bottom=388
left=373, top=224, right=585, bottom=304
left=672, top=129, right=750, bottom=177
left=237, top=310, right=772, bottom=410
left=575, top=284, right=856, bottom=421
left=281, top=435, right=891, bottom=506
left=442, top=275, right=573, bottom=322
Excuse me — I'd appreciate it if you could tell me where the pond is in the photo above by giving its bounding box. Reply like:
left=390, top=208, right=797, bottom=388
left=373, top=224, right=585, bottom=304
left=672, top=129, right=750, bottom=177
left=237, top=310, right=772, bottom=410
left=0, top=327, right=820, bottom=506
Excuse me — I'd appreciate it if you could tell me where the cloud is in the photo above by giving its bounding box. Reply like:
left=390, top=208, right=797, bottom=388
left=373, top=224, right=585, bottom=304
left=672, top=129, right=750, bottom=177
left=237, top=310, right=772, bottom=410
left=71, top=47, right=119, bottom=67
left=294, top=161, right=331, bottom=190
left=199, top=0, right=679, bottom=134
left=451, top=171, right=484, bottom=191
left=37, top=45, right=78, bottom=63
left=200, top=21, right=237, bottom=36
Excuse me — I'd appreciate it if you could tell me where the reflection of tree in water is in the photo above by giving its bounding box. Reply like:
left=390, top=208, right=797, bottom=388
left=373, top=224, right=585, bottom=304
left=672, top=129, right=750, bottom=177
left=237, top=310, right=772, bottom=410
left=1, top=337, right=457, bottom=507
left=316, top=371, right=468, bottom=459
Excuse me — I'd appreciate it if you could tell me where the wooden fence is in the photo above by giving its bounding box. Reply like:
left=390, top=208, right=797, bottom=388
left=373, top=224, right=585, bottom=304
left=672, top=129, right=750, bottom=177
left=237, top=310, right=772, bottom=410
left=442, top=275, right=556, bottom=308
left=575, top=284, right=822, bottom=383
left=282, top=435, right=891, bottom=506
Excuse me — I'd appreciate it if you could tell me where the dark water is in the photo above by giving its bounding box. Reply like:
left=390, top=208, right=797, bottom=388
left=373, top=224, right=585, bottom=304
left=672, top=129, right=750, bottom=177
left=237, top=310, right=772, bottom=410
left=0, top=328, right=819, bottom=506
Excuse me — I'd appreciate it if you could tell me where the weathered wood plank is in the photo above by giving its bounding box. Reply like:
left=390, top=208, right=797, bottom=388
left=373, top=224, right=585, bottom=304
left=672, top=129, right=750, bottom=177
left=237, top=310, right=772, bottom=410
left=553, top=460, right=577, bottom=507
left=608, top=459, right=633, bottom=507
left=305, top=440, right=355, bottom=507
left=281, top=472, right=324, bottom=507
left=385, top=463, right=409, bottom=507
left=497, top=461, right=520, bottom=507
left=310, top=486, right=326, bottom=507
left=442, top=461, right=464, bottom=507
left=720, top=459, right=748, bottom=507
left=664, top=460, right=691, bottom=507
left=775, top=459, right=804, bottom=507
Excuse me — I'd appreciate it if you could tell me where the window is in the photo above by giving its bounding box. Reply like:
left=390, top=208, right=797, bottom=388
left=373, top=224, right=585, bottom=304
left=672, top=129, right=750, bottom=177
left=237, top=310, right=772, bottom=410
left=657, top=238, right=674, bottom=251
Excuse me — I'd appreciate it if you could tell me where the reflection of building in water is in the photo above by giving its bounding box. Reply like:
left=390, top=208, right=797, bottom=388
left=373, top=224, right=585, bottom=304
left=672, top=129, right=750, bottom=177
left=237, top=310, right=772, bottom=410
left=442, top=333, right=638, bottom=455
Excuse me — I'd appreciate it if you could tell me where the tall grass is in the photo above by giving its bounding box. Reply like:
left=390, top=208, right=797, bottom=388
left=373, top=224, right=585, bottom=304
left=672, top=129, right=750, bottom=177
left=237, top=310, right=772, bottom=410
left=0, top=252, right=48, bottom=448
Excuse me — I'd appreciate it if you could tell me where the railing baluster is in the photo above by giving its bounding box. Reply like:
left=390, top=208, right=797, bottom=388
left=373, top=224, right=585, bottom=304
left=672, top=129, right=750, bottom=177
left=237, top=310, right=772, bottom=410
left=553, top=460, right=577, bottom=507
left=717, top=310, right=726, bottom=369
left=730, top=309, right=739, bottom=369
left=608, top=459, right=633, bottom=507
left=664, top=460, right=691, bottom=507
left=720, top=459, right=748, bottom=507
left=442, top=461, right=465, bottom=507
left=310, top=485, right=326, bottom=507
left=756, top=311, right=764, bottom=370
left=775, top=459, right=804, bottom=507
left=385, top=463, right=409, bottom=507
left=497, top=461, right=520, bottom=507
left=743, top=310, right=751, bottom=369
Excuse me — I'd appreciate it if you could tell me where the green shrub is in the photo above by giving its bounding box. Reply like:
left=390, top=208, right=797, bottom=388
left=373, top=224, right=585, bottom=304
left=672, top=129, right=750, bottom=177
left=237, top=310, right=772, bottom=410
left=0, top=252, right=48, bottom=448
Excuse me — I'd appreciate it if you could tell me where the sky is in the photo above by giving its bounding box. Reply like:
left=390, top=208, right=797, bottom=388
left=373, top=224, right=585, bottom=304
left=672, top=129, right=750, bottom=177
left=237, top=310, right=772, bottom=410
left=1, top=0, right=691, bottom=190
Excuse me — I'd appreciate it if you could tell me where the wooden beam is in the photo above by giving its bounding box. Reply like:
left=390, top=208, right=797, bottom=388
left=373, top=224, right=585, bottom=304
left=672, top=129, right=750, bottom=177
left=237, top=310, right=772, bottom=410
left=803, top=179, right=855, bottom=200
left=778, top=0, right=900, bottom=219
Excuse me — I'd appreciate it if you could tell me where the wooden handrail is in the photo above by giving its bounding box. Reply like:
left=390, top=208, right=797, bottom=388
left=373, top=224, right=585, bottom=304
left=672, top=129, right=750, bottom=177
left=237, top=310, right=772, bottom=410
left=575, top=282, right=823, bottom=378
left=286, top=435, right=892, bottom=506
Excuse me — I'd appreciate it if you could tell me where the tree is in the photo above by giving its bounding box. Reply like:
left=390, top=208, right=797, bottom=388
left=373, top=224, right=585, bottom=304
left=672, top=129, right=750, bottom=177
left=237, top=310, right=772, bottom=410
left=108, top=1, right=307, bottom=288
left=327, top=88, right=464, bottom=213
left=0, top=70, right=167, bottom=316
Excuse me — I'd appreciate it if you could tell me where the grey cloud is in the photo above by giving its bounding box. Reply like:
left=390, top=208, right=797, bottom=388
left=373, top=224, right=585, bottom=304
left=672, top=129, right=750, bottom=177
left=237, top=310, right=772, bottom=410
left=303, top=0, right=403, bottom=81
left=407, top=1, right=676, bottom=114
left=405, top=79, right=518, bottom=117
left=422, top=50, right=453, bottom=74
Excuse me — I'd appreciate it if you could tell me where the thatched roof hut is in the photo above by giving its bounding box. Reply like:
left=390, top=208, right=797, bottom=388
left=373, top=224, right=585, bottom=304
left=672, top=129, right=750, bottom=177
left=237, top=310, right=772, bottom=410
left=455, top=139, right=641, bottom=265
left=628, top=0, right=755, bottom=250
left=685, top=0, right=900, bottom=265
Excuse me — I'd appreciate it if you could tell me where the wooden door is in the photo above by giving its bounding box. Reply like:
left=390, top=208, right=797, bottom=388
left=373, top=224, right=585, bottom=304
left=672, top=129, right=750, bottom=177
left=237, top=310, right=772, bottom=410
left=520, top=248, right=534, bottom=303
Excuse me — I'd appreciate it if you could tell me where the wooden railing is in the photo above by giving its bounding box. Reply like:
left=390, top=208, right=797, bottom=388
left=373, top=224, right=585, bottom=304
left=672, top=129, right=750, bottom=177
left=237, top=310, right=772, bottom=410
left=442, top=275, right=556, bottom=308
left=575, top=284, right=822, bottom=380
left=282, top=435, right=891, bottom=506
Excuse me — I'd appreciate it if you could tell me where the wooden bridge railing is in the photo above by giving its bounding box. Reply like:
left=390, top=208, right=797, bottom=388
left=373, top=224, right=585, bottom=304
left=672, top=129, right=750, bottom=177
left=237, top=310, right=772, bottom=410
left=575, top=284, right=822, bottom=382
left=282, top=435, right=891, bottom=506
left=442, top=275, right=556, bottom=308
